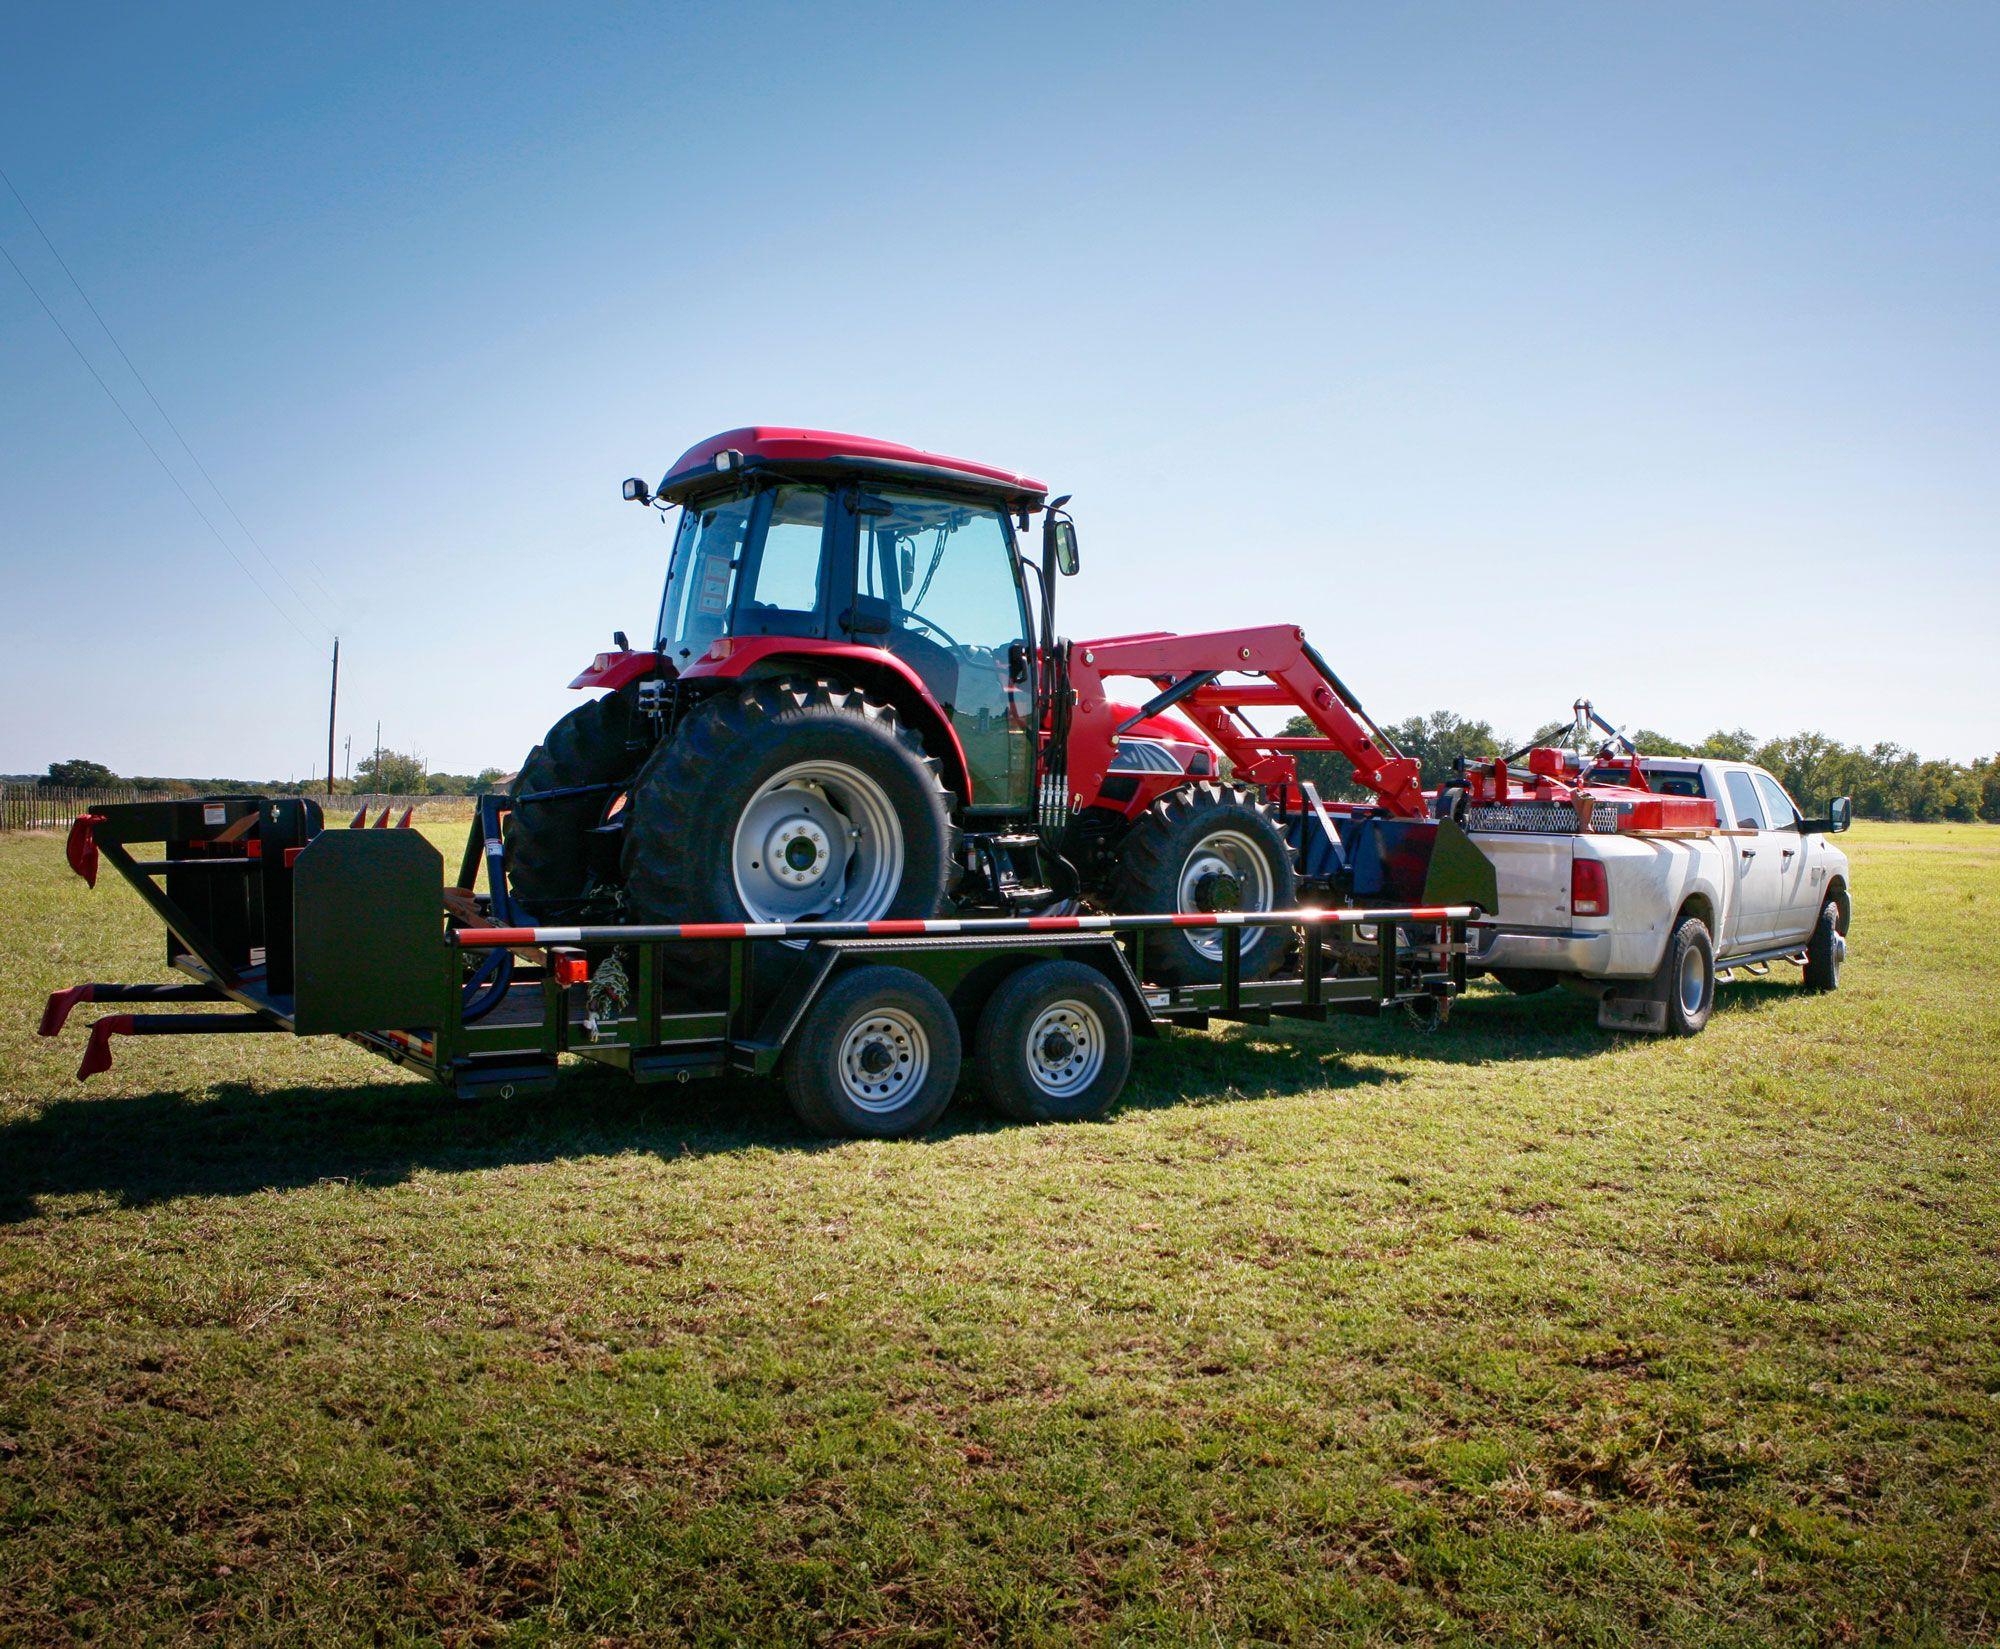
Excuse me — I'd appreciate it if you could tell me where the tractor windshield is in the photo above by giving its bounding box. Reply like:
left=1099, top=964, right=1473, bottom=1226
left=657, top=492, right=755, bottom=664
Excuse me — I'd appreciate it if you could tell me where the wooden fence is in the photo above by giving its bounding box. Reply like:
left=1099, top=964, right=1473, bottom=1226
left=0, top=785, right=144, bottom=833
left=0, top=785, right=484, bottom=833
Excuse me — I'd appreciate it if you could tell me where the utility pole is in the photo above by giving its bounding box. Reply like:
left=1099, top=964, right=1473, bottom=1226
left=374, top=721, right=382, bottom=793
left=325, top=636, right=340, bottom=800
left=343, top=735, right=352, bottom=785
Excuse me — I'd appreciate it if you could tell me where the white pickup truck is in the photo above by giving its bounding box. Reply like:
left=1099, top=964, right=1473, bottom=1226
left=1465, top=758, right=1853, bottom=1034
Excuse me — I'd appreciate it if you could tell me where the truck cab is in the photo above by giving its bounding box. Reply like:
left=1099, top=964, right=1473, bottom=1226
left=1468, top=758, right=1852, bottom=1033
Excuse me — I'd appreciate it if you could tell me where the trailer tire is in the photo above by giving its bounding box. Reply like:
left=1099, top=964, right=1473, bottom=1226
left=1110, top=783, right=1296, bottom=986
left=1802, top=899, right=1843, bottom=992
left=622, top=678, right=952, bottom=940
left=506, top=687, right=643, bottom=920
left=975, top=959, right=1132, bottom=1124
left=1657, top=916, right=1715, bottom=1036
left=784, top=966, right=961, bottom=1139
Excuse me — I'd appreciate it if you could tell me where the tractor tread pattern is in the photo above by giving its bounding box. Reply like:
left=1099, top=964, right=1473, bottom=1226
left=621, top=675, right=948, bottom=922
left=1109, top=781, right=1297, bottom=986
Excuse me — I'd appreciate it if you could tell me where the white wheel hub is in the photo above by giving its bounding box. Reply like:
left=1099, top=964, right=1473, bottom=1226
left=1175, top=828, right=1276, bottom=962
left=1025, top=999, right=1106, bottom=1098
left=732, top=760, right=904, bottom=923
left=837, top=1008, right=929, bottom=1113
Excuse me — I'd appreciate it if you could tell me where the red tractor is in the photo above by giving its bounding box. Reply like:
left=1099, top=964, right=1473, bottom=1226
left=506, top=427, right=1489, bottom=984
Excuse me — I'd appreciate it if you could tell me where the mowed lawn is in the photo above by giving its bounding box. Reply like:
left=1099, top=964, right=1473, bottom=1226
left=1, top=823, right=1996, bottom=1646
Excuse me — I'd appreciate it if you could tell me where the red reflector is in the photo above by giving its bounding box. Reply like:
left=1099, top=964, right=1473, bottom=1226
left=552, top=954, right=591, bottom=986
left=1571, top=858, right=1610, bottom=917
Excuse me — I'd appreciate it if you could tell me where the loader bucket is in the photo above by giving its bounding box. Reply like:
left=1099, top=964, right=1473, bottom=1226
left=1350, top=816, right=1497, bottom=915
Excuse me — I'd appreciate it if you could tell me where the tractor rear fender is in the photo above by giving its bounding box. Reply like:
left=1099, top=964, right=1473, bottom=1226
left=679, top=636, right=975, bottom=804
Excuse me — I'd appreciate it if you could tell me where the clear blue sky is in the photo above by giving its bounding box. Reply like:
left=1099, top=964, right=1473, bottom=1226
left=3, top=1, right=1995, bottom=779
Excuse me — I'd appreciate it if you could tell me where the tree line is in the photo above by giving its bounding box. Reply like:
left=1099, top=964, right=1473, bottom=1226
left=1279, top=712, right=2000, bottom=823
left=38, top=752, right=510, bottom=799
left=38, top=721, right=2000, bottom=822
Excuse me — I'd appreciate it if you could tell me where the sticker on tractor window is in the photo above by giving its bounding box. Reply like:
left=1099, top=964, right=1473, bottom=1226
left=697, top=552, right=732, bottom=615
left=203, top=803, right=227, bottom=826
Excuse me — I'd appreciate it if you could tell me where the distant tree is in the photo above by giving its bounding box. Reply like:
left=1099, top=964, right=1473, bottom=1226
left=1380, top=711, right=1503, bottom=788
left=354, top=748, right=427, bottom=793
left=1696, top=728, right=1758, bottom=761
left=1628, top=728, right=1695, bottom=757
left=1277, top=709, right=1500, bottom=797
left=424, top=773, right=471, bottom=796
left=472, top=768, right=509, bottom=795
left=44, top=759, right=117, bottom=788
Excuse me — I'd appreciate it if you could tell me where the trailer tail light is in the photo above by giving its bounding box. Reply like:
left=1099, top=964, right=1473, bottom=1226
left=552, top=953, right=591, bottom=986
left=1571, top=858, right=1610, bottom=917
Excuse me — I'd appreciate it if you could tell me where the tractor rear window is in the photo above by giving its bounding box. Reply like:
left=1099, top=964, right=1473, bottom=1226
left=658, top=492, right=754, bottom=661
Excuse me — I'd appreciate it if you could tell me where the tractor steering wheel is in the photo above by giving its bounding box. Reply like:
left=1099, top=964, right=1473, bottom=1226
left=900, top=609, right=961, bottom=649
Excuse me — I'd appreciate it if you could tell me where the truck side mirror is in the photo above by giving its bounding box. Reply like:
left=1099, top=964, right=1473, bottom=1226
left=1047, top=518, right=1079, bottom=576
left=1799, top=794, right=1853, bottom=834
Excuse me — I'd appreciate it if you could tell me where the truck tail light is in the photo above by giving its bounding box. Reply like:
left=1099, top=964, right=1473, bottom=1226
left=1571, top=858, right=1609, bottom=917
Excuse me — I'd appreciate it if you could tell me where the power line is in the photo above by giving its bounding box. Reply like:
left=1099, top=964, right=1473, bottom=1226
left=0, top=164, right=343, bottom=622
left=0, top=235, right=322, bottom=645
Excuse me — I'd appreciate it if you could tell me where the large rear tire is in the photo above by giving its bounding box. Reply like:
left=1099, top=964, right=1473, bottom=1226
left=622, top=677, right=953, bottom=929
left=505, top=688, right=643, bottom=921
left=1110, top=782, right=1297, bottom=986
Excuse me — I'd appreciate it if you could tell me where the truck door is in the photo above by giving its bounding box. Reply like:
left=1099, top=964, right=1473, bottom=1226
left=1751, top=772, right=1817, bottom=942
left=1721, top=769, right=1785, bottom=948
left=853, top=492, right=1034, bottom=819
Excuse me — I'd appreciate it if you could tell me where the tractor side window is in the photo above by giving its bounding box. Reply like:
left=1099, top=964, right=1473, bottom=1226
left=742, top=486, right=828, bottom=628
left=862, top=494, right=1027, bottom=665
left=657, top=492, right=754, bottom=662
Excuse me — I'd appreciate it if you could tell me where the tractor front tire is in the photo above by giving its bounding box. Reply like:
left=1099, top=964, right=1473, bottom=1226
left=505, top=687, right=642, bottom=921
left=1110, top=782, right=1297, bottom=986
left=622, top=678, right=953, bottom=931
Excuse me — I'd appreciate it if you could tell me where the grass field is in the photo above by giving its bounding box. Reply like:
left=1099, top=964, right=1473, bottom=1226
left=2, top=822, right=1996, bottom=1645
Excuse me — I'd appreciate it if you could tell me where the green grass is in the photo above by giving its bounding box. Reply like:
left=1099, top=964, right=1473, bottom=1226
left=2, top=821, right=1997, bottom=1645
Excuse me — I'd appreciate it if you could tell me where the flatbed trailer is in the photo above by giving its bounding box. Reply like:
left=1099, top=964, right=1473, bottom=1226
left=41, top=797, right=1478, bottom=1136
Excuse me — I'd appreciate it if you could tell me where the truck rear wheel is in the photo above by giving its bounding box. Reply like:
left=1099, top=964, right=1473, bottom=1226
left=784, top=965, right=961, bottom=1138
left=622, top=677, right=953, bottom=929
left=505, top=687, right=642, bottom=920
left=1111, top=782, right=1296, bottom=985
left=1658, top=915, right=1715, bottom=1036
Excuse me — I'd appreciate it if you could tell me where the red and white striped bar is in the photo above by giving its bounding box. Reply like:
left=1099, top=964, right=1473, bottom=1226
left=451, top=905, right=1479, bottom=949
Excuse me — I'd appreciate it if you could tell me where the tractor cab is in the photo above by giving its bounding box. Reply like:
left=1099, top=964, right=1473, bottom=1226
left=631, top=428, right=1061, bottom=818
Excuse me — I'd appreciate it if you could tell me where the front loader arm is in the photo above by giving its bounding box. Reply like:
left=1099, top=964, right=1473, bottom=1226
left=1063, top=625, right=1428, bottom=819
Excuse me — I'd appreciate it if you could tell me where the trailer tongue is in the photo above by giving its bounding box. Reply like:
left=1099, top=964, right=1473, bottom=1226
left=39, top=797, right=1482, bottom=1135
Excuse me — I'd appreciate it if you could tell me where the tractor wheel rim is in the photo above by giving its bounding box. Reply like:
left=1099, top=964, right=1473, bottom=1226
left=732, top=760, right=903, bottom=924
left=1678, top=941, right=1707, bottom=1016
left=1176, top=830, right=1275, bottom=962
left=1025, top=999, right=1105, bottom=1098
left=837, top=1008, right=928, bottom=1113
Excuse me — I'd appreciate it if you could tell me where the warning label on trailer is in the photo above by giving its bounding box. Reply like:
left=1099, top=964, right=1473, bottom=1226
left=203, top=803, right=227, bottom=827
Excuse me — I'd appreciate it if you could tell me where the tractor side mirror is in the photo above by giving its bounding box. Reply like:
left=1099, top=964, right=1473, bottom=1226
left=622, top=477, right=653, bottom=505
left=899, top=543, right=916, bottom=592
left=1047, top=518, right=1079, bottom=576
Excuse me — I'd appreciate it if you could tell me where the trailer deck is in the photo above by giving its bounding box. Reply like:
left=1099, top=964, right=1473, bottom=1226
left=41, top=797, right=1478, bottom=1134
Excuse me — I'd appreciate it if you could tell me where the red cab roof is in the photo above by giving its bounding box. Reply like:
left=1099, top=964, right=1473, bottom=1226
left=659, top=426, right=1047, bottom=503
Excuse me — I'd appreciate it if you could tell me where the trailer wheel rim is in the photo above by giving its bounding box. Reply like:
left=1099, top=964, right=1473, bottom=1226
left=1176, top=829, right=1275, bottom=961
left=1024, top=998, right=1105, bottom=1098
left=837, top=1007, right=929, bottom=1113
left=1678, top=940, right=1708, bottom=1016
left=732, top=761, right=903, bottom=924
